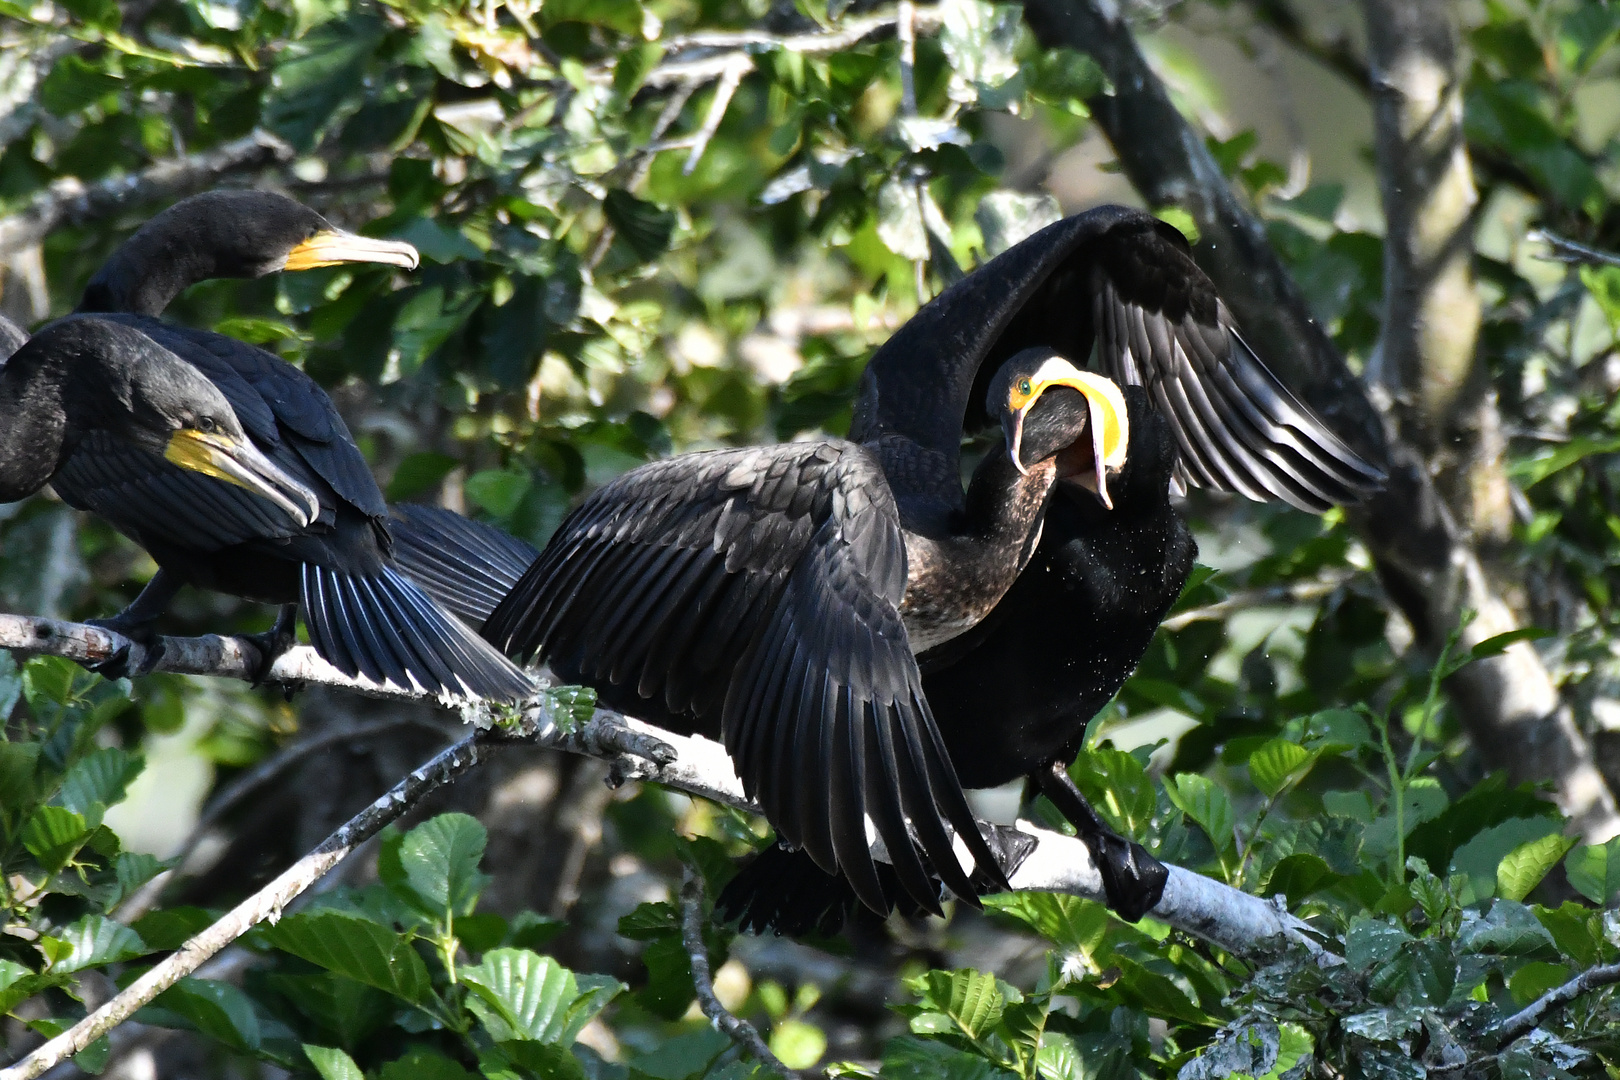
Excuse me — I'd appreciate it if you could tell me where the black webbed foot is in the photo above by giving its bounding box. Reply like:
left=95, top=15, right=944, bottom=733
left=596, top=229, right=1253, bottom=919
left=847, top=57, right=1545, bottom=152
left=84, top=617, right=165, bottom=680
left=1078, top=830, right=1168, bottom=922
left=970, top=822, right=1039, bottom=893
left=235, top=604, right=298, bottom=687
left=1036, top=759, right=1168, bottom=921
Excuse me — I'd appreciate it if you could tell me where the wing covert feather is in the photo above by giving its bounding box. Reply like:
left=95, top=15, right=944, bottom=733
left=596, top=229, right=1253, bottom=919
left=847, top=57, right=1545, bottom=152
left=482, top=441, right=999, bottom=911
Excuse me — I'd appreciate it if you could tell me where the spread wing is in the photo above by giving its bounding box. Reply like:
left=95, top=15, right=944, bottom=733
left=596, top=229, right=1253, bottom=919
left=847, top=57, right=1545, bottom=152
left=1090, top=225, right=1385, bottom=511
left=482, top=441, right=1000, bottom=914
left=850, top=205, right=1384, bottom=521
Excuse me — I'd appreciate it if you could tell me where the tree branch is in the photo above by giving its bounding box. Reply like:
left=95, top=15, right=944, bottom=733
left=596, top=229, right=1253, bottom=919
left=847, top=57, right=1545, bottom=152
left=1020, top=0, right=1620, bottom=841
left=0, top=130, right=293, bottom=260
left=0, top=734, right=486, bottom=1080
left=680, top=867, right=797, bottom=1077
left=0, top=610, right=1330, bottom=1076
left=1487, top=961, right=1620, bottom=1048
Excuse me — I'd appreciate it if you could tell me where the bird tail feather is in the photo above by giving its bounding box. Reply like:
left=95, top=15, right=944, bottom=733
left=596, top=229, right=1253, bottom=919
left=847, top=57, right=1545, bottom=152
left=389, top=504, right=539, bottom=626
left=300, top=562, right=534, bottom=701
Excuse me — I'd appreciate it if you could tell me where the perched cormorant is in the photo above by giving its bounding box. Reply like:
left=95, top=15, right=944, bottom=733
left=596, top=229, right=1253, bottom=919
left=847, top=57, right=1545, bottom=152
left=0, top=317, right=323, bottom=557
left=716, top=205, right=1385, bottom=931
left=480, top=350, right=1130, bottom=916
left=395, top=206, right=1385, bottom=928
left=78, top=189, right=420, bottom=317
left=29, top=191, right=530, bottom=700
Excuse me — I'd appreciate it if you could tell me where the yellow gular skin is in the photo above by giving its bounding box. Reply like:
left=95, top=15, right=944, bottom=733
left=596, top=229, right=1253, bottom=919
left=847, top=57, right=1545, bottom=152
left=283, top=230, right=420, bottom=272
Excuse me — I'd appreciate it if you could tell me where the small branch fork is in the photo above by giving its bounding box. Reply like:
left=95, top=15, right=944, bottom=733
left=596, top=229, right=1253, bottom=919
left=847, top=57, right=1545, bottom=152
left=680, top=868, right=798, bottom=1078
left=0, top=611, right=1323, bottom=1079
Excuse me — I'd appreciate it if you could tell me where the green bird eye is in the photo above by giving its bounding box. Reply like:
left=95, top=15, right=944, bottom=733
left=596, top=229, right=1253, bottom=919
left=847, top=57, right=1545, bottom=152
left=1018, top=378, right=1031, bottom=396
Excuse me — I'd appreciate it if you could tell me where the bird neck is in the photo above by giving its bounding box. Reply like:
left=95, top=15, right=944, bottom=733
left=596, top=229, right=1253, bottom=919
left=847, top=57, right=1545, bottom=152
left=0, top=350, right=69, bottom=501
left=899, top=445, right=1060, bottom=653
left=79, top=238, right=220, bottom=316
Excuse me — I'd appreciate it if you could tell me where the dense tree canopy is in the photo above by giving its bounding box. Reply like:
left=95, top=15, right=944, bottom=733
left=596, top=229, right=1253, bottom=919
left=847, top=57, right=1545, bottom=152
left=7, top=0, right=1620, bottom=1076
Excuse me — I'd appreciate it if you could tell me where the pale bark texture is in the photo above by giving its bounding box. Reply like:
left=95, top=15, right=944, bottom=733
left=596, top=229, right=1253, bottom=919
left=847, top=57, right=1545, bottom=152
left=1019, top=0, right=1620, bottom=839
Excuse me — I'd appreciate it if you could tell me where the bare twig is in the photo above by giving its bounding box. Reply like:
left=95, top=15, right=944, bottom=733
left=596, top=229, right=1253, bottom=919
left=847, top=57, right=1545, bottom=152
left=683, top=54, right=752, bottom=175
left=680, top=867, right=797, bottom=1077
left=0, top=130, right=293, bottom=258
left=116, top=714, right=451, bottom=922
left=1488, top=961, right=1620, bottom=1048
left=1532, top=231, right=1620, bottom=270
left=0, top=735, right=485, bottom=1080
left=897, top=0, right=918, bottom=116
left=1159, top=572, right=1354, bottom=631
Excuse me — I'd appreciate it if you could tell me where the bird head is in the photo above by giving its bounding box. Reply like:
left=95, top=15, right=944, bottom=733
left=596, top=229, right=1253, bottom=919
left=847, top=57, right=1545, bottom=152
left=79, top=190, right=420, bottom=315
left=48, top=317, right=321, bottom=527
left=989, top=348, right=1129, bottom=508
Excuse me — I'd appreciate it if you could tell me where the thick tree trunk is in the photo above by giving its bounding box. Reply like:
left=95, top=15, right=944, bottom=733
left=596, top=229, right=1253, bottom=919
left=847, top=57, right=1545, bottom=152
left=1020, top=0, right=1620, bottom=839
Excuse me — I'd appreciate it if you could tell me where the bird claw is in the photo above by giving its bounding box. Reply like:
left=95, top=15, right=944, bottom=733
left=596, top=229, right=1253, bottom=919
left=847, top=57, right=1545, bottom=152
left=1079, top=831, right=1168, bottom=922
left=83, top=619, right=165, bottom=680
left=234, top=627, right=296, bottom=687
left=970, top=822, right=1039, bottom=893
left=588, top=716, right=677, bottom=788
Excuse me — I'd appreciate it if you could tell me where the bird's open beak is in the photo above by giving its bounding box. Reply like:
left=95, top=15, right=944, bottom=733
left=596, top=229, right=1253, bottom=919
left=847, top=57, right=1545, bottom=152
left=1007, top=369, right=1130, bottom=508
left=165, top=429, right=321, bottom=527
left=283, top=230, right=420, bottom=272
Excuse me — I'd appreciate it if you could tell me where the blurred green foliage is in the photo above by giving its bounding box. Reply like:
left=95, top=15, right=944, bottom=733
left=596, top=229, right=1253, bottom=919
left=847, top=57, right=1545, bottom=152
left=7, top=0, right=1620, bottom=1075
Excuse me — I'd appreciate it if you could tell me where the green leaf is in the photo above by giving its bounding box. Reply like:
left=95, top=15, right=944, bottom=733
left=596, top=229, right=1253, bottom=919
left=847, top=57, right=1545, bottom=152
left=1565, top=836, right=1620, bottom=905
left=1164, top=773, right=1236, bottom=853
left=39, top=55, right=122, bottom=115
left=1468, top=627, right=1553, bottom=661
left=1247, top=739, right=1317, bottom=798
left=1452, top=816, right=1562, bottom=900
left=395, top=217, right=485, bottom=264
left=540, top=0, right=644, bottom=34
left=1582, top=263, right=1620, bottom=331
left=51, top=916, right=146, bottom=973
left=489, top=1041, right=587, bottom=1080
left=603, top=191, right=675, bottom=262
left=1508, top=432, right=1620, bottom=488
left=626, top=1027, right=731, bottom=1080
left=304, top=1044, right=364, bottom=1080
left=261, top=911, right=433, bottom=1007
left=379, top=1046, right=478, bottom=1080
left=265, top=15, right=385, bottom=151
left=882, top=1035, right=1019, bottom=1080
left=983, top=892, right=1109, bottom=953
left=381, top=813, right=490, bottom=923
left=57, top=746, right=142, bottom=819
left=466, top=469, right=534, bottom=519
left=459, top=948, right=577, bottom=1043
left=387, top=452, right=460, bottom=501
left=905, top=969, right=1005, bottom=1041
left=770, top=1018, right=826, bottom=1070
left=1261, top=853, right=1340, bottom=907
left=1497, top=833, right=1577, bottom=902
left=144, top=978, right=263, bottom=1053
left=1458, top=901, right=1559, bottom=959
left=1071, top=748, right=1154, bottom=837
left=23, top=806, right=92, bottom=874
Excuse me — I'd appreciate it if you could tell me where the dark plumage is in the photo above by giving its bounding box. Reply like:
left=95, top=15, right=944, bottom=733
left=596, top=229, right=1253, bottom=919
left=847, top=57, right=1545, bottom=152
left=482, top=350, right=1125, bottom=918
left=32, top=191, right=528, bottom=700
left=79, top=189, right=418, bottom=317
left=720, top=206, right=1385, bottom=934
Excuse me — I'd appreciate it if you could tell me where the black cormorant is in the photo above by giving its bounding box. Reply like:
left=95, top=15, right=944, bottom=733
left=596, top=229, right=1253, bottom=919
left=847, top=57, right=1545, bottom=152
left=478, top=350, right=1130, bottom=916
left=78, top=189, right=420, bottom=317
left=716, top=205, right=1384, bottom=931
left=0, top=317, right=324, bottom=557
left=31, top=192, right=530, bottom=700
